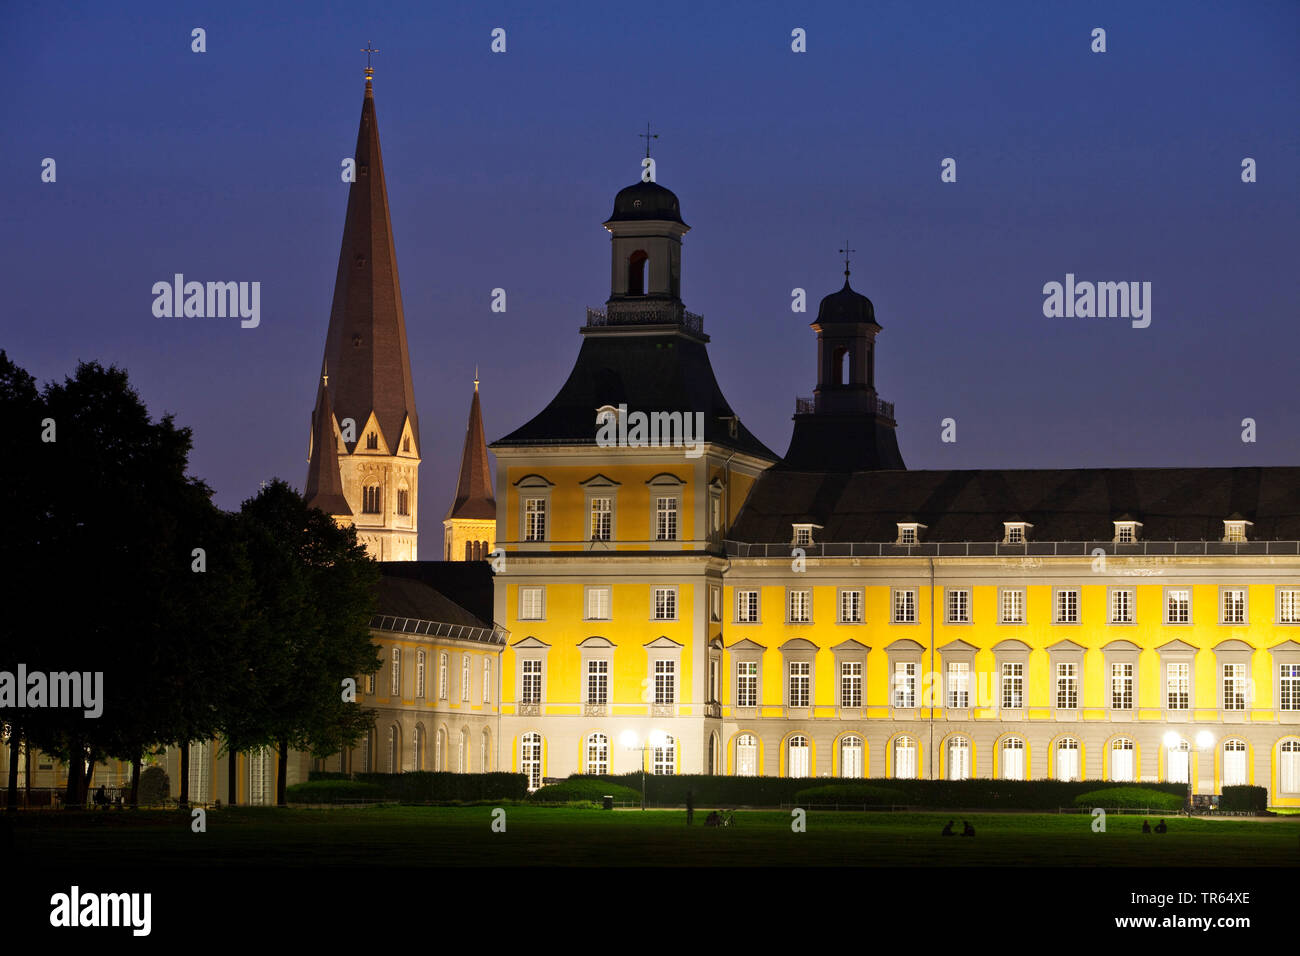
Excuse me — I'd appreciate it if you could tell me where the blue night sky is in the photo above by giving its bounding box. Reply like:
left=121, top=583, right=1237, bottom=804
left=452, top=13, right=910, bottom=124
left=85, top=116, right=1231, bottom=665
left=5, top=0, right=1298, bottom=544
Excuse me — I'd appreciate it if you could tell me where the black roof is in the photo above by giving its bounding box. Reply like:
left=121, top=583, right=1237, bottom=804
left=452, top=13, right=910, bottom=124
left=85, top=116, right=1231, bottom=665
left=376, top=561, right=496, bottom=626
left=815, top=278, right=877, bottom=326
left=607, top=180, right=686, bottom=225
left=730, top=466, right=1300, bottom=543
left=492, top=332, right=777, bottom=460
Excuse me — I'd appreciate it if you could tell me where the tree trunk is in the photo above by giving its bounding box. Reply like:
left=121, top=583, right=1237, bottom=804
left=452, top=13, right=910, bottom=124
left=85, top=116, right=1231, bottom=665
left=228, top=747, right=237, bottom=807
left=276, top=738, right=288, bottom=807
left=82, top=748, right=97, bottom=805
left=6, top=725, right=19, bottom=812
left=178, top=742, right=190, bottom=808
left=64, top=736, right=83, bottom=809
left=24, top=745, right=31, bottom=809
left=129, top=753, right=141, bottom=808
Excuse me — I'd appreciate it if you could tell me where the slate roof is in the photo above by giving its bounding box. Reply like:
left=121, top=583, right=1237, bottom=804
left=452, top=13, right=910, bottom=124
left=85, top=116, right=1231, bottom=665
left=730, top=466, right=1300, bottom=543
left=446, top=384, right=497, bottom=520
left=607, top=180, right=686, bottom=225
left=303, top=378, right=352, bottom=515
left=492, top=332, right=778, bottom=461
left=375, top=561, right=496, bottom=627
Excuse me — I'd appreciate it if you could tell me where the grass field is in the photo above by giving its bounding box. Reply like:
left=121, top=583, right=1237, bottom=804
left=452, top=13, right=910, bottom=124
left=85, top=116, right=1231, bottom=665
left=10, top=805, right=1299, bottom=867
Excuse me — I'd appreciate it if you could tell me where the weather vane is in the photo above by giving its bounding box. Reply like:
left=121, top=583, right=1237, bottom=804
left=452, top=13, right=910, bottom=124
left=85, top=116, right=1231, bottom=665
left=362, top=42, right=378, bottom=79
left=839, top=241, right=855, bottom=278
left=639, top=122, right=658, bottom=159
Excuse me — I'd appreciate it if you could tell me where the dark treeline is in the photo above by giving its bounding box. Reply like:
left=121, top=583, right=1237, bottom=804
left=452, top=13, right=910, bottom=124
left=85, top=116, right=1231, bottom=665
left=0, top=351, right=380, bottom=809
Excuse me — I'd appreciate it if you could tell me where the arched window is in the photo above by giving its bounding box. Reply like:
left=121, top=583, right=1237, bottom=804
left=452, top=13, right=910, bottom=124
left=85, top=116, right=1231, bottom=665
left=460, top=728, right=469, bottom=773
left=388, top=725, right=400, bottom=774
left=1280, top=740, right=1300, bottom=793
left=840, top=735, right=863, bottom=778
left=521, top=733, right=543, bottom=789
left=708, top=732, right=719, bottom=775
left=465, top=541, right=473, bottom=561
left=362, top=482, right=381, bottom=514
left=1001, top=737, right=1025, bottom=780
left=832, top=346, right=850, bottom=385
left=948, top=736, right=970, bottom=780
left=586, top=733, right=609, bottom=774
left=894, top=736, right=916, bottom=779
left=362, top=728, right=375, bottom=772
left=788, top=735, right=810, bottom=778
left=1223, top=739, right=1247, bottom=787
left=652, top=734, right=675, bottom=775
left=1110, top=738, right=1135, bottom=782
left=736, top=734, right=757, bottom=776
left=396, top=484, right=409, bottom=516
left=1167, top=737, right=1190, bottom=784
left=1056, top=738, right=1080, bottom=781
left=481, top=729, right=491, bottom=772
left=436, top=728, right=447, bottom=771
left=366, top=432, right=378, bottom=450
left=413, top=725, right=425, bottom=771
left=627, top=250, right=648, bottom=295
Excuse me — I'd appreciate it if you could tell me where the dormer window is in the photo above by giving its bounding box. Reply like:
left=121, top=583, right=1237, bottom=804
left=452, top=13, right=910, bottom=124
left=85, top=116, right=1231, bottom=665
left=792, top=524, right=820, bottom=546
left=897, top=522, right=925, bottom=545
left=1113, top=520, right=1141, bottom=543
left=1003, top=522, right=1030, bottom=544
left=1223, top=519, right=1251, bottom=543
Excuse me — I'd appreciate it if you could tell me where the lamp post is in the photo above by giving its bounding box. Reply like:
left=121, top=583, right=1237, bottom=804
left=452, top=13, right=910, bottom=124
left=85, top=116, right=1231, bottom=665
left=1194, top=730, right=1215, bottom=815
left=620, top=729, right=667, bottom=810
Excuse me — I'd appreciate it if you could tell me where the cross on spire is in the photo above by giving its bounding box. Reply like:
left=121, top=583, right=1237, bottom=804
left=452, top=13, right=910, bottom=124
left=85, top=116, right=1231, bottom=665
left=474, top=365, right=480, bottom=392
left=838, top=241, right=856, bottom=279
left=362, top=42, right=378, bottom=79
left=639, top=122, right=658, bottom=159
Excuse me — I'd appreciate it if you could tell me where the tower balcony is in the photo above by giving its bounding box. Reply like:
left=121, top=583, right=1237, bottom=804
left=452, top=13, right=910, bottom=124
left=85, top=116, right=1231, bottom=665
left=586, top=302, right=704, bottom=336
left=795, top=394, right=895, bottom=421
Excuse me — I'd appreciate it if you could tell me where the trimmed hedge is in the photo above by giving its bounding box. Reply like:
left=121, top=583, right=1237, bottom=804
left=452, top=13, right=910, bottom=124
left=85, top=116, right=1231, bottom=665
left=304, top=772, right=529, bottom=803
left=1072, top=787, right=1184, bottom=810
left=794, top=783, right=904, bottom=805
left=530, top=779, right=642, bottom=804
left=138, top=766, right=170, bottom=806
left=569, top=774, right=1190, bottom=809
left=286, top=780, right=385, bottom=804
left=1220, top=785, right=1268, bottom=813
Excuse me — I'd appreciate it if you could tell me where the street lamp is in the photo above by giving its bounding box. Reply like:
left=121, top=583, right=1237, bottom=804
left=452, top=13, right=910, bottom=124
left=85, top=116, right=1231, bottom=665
left=1195, top=731, right=1215, bottom=813
left=620, top=729, right=667, bottom=810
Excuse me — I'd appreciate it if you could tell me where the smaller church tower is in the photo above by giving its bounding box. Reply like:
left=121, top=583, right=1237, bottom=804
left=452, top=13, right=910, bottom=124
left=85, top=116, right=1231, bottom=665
left=443, top=374, right=497, bottom=561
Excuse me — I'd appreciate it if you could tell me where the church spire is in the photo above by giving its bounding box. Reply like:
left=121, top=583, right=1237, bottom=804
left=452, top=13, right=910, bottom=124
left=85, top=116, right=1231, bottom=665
left=446, top=375, right=496, bottom=522
left=315, top=70, right=419, bottom=455
left=304, top=369, right=352, bottom=516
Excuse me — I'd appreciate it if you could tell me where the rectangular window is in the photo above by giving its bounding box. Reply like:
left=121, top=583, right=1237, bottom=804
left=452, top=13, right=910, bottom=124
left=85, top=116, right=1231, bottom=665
left=439, top=653, right=448, bottom=700
left=946, top=588, right=970, bottom=624
left=1279, top=588, right=1300, bottom=624
left=892, top=588, right=917, bottom=624
left=1115, top=523, right=1135, bottom=543
left=521, top=659, right=542, bottom=703
left=1166, top=588, right=1191, bottom=624
left=483, top=659, right=491, bottom=704
left=655, top=497, right=678, bottom=541
left=1001, top=662, right=1024, bottom=709
left=1055, top=589, right=1079, bottom=624
left=899, top=525, right=917, bottom=545
left=947, top=662, right=970, bottom=708
left=1006, top=524, right=1025, bottom=544
left=1110, top=588, right=1135, bottom=624
left=736, top=661, right=758, bottom=708
left=839, top=588, right=863, bottom=623
left=586, top=660, right=608, bottom=705
left=653, top=587, right=677, bottom=621
left=789, top=589, right=811, bottom=623
left=397, top=488, right=409, bottom=516
left=1001, top=588, right=1025, bottom=624
left=416, top=651, right=426, bottom=698
left=519, top=586, right=544, bottom=621
left=1221, top=588, right=1246, bottom=624
left=1280, top=664, right=1300, bottom=711
left=893, top=661, right=917, bottom=708
left=390, top=648, right=401, bottom=697
left=840, top=661, right=862, bottom=707
left=736, top=589, right=759, bottom=623
left=524, top=497, right=546, bottom=541
left=710, top=586, right=721, bottom=622
left=1056, top=662, right=1078, bottom=709
left=654, top=660, right=676, bottom=704
left=788, top=661, right=810, bottom=707
left=794, top=526, right=812, bottom=546
left=589, top=497, right=612, bottom=540
left=462, top=655, right=471, bottom=702
left=1222, top=663, right=1247, bottom=710
left=1111, top=662, right=1133, bottom=709
left=1166, top=662, right=1190, bottom=710
left=585, top=586, right=611, bottom=621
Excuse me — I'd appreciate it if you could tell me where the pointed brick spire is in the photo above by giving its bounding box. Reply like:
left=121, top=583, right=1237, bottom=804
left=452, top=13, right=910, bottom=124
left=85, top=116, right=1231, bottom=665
left=316, top=75, right=419, bottom=454
left=446, top=376, right=496, bottom=520
left=304, top=370, right=352, bottom=515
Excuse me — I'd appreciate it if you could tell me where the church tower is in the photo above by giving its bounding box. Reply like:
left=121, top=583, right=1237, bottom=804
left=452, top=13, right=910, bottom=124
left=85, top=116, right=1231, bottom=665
left=780, top=259, right=905, bottom=471
left=443, top=373, right=497, bottom=560
left=305, top=67, right=420, bottom=560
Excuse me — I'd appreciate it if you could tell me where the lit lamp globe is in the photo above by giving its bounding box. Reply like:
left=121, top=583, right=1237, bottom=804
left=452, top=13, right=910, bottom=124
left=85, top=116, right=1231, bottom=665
left=619, top=730, right=639, bottom=749
left=648, top=730, right=668, bottom=749
left=1163, top=731, right=1181, bottom=749
left=1195, top=731, right=1215, bottom=749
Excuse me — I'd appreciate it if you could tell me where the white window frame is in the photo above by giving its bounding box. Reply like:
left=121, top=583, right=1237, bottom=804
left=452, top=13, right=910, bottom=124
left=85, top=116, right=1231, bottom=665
left=736, top=589, right=760, bottom=623
left=838, top=588, right=864, bottom=624
left=1164, top=587, right=1192, bottom=625
left=1109, top=587, right=1135, bottom=625
left=892, top=588, right=917, bottom=624
left=1220, top=587, right=1247, bottom=625
left=999, top=587, right=1025, bottom=625
left=519, top=586, right=545, bottom=621
left=946, top=588, right=970, bottom=624
left=652, top=586, right=678, bottom=621
left=1054, top=588, right=1080, bottom=625
left=736, top=660, right=759, bottom=708
left=788, top=588, right=812, bottom=624
left=1277, top=587, right=1300, bottom=625
left=584, top=585, right=612, bottom=621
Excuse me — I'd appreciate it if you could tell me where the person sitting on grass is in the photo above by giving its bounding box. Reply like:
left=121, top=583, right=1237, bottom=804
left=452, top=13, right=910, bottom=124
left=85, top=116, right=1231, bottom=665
left=705, top=810, right=720, bottom=827
left=941, top=820, right=955, bottom=836
left=961, top=820, right=976, bottom=837
left=1154, top=819, right=1167, bottom=833
left=1142, top=819, right=1152, bottom=833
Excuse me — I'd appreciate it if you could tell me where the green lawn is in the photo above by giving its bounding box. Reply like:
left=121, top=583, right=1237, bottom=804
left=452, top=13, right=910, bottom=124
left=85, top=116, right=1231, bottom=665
left=10, top=805, right=1298, bottom=867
